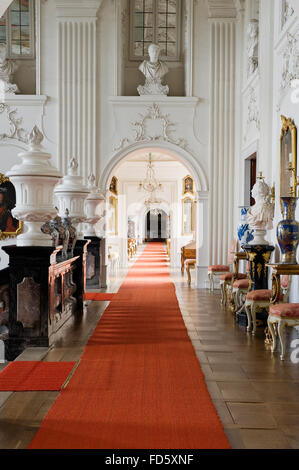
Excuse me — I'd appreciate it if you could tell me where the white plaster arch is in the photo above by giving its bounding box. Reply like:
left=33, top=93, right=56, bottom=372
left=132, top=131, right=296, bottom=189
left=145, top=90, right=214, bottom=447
left=142, top=207, right=169, bottom=239
left=127, top=197, right=170, bottom=243
left=99, top=141, right=209, bottom=193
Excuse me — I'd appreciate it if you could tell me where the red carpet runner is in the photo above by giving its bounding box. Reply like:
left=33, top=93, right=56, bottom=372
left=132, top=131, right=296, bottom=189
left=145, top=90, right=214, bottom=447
left=0, top=361, right=75, bottom=391
left=29, top=243, right=230, bottom=449
left=83, top=293, right=115, bottom=301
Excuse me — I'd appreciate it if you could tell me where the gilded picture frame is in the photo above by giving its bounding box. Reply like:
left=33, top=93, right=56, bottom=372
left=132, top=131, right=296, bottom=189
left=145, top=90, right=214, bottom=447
left=182, top=175, right=194, bottom=196
left=280, top=115, right=297, bottom=200
left=109, top=176, right=118, bottom=196
left=0, top=173, right=23, bottom=240
left=108, top=195, right=118, bottom=236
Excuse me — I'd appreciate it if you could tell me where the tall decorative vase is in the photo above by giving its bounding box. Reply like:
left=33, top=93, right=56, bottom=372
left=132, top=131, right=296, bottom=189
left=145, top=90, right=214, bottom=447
left=6, top=126, right=62, bottom=246
left=54, top=157, right=90, bottom=240
left=237, top=206, right=254, bottom=248
left=83, top=174, right=105, bottom=237
left=277, top=197, right=299, bottom=264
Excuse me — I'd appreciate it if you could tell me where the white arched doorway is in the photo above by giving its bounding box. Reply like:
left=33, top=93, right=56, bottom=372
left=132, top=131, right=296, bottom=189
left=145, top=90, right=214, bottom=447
left=145, top=209, right=168, bottom=241
left=99, top=142, right=209, bottom=288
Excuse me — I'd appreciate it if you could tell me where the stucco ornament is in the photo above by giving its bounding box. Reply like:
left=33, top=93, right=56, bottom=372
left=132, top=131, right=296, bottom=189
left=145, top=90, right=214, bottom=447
left=137, top=43, right=169, bottom=96
left=282, top=0, right=294, bottom=29
left=246, top=178, right=274, bottom=245
left=281, top=32, right=299, bottom=91
left=246, top=19, right=259, bottom=77
left=0, top=43, right=19, bottom=95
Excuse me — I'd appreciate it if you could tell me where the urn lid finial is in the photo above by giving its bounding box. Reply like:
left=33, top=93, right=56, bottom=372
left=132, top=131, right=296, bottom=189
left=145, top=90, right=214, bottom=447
left=68, top=157, right=79, bottom=176
left=88, top=173, right=96, bottom=188
left=28, top=125, right=44, bottom=150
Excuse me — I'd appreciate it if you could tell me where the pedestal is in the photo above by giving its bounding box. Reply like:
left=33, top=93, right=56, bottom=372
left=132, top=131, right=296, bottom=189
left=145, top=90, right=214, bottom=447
left=236, top=244, right=275, bottom=326
left=2, top=245, right=82, bottom=360
left=84, top=236, right=101, bottom=289
left=244, top=244, right=275, bottom=290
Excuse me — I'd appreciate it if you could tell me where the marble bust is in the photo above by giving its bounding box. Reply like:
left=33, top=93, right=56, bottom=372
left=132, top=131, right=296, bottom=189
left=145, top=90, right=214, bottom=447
left=137, top=43, right=169, bottom=96
left=0, top=43, right=19, bottom=94
left=246, top=178, right=274, bottom=245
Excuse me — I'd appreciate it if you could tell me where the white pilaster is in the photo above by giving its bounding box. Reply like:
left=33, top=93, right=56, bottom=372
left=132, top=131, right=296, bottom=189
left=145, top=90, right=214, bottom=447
left=234, top=2, right=246, bottom=223
left=55, top=0, right=102, bottom=178
left=258, top=0, right=275, bottom=180
left=196, top=190, right=209, bottom=288
left=208, top=6, right=237, bottom=265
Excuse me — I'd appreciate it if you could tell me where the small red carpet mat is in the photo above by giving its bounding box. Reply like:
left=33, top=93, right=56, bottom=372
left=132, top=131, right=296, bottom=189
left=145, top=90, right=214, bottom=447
left=84, top=293, right=115, bottom=301
left=29, top=243, right=230, bottom=449
left=0, top=361, right=76, bottom=391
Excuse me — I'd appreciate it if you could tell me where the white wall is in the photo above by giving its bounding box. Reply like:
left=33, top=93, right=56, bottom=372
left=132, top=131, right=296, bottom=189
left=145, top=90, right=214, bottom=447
left=235, top=0, right=299, bottom=302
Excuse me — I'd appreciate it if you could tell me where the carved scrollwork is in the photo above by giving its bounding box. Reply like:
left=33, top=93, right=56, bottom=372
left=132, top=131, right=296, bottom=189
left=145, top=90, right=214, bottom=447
left=271, top=273, right=281, bottom=304
left=114, top=103, right=188, bottom=151
left=11, top=211, right=56, bottom=223
left=0, top=103, right=28, bottom=143
left=281, top=0, right=294, bottom=30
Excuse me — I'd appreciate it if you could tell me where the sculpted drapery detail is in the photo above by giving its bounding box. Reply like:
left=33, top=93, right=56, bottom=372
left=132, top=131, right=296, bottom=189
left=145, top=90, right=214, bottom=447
left=280, top=32, right=299, bottom=91
left=114, top=103, right=188, bottom=152
left=244, top=86, right=260, bottom=142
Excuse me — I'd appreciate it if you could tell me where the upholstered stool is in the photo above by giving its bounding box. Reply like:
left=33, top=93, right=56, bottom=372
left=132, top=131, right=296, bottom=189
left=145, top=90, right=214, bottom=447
left=245, top=290, right=273, bottom=336
left=268, top=303, right=299, bottom=360
left=207, top=239, right=239, bottom=292
left=245, top=275, right=290, bottom=337
left=186, top=259, right=196, bottom=286
left=232, top=278, right=250, bottom=310
left=220, top=272, right=247, bottom=306
left=208, top=265, right=230, bottom=292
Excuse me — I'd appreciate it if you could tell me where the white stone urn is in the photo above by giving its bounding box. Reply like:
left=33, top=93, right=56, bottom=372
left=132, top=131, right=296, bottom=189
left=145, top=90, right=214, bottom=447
left=83, top=173, right=105, bottom=237
left=54, top=157, right=90, bottom=240
left=6, top=126, right=62, bottom=246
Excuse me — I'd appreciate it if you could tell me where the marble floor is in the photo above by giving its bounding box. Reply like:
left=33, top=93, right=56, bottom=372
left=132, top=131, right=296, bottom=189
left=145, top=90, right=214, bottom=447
left=0, top=246, right=299, bottom=449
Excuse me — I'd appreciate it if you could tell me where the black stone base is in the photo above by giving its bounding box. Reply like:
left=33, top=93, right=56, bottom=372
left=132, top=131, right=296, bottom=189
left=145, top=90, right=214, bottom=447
left=84, top=236, right=101, bottom=289
left=236, top=307, right=268, bottom=328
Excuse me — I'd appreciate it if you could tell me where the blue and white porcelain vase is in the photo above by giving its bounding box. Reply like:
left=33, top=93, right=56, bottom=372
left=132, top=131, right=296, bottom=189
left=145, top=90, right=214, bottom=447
left=237, top=206, right=254, bottom=248
left=277, top=197, right=299, bottom=264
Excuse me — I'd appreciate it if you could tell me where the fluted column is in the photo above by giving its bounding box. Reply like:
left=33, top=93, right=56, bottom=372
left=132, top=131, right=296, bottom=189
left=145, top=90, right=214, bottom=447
left=55, top=0, right=102, bottom=179
left=208, top=16, right=236, bottom=265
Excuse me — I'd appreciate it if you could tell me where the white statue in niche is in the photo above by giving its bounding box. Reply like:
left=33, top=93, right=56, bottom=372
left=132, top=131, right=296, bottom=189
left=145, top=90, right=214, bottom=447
left=247, top=19, right=259, bottom=77
left=137, top=43, right=169, bottom=96
left=0, top=43, right=19, bottom=95
left=246, top=177, right=274, bottom=245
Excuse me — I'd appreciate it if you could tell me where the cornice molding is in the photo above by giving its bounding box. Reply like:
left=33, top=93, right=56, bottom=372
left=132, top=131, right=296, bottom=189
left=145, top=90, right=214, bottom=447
left=55, top=0, right=103, bottom=18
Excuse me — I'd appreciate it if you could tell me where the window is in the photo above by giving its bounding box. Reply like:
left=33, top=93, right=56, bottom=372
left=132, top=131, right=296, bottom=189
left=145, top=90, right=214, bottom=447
left=0, top=0, right=34, bottom=59
left=130, top=0, right=181, bottom=61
